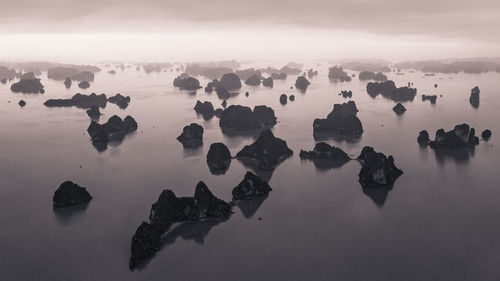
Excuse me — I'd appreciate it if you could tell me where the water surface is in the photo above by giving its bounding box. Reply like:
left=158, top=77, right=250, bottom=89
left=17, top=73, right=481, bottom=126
left=1, top=64, right=499, bottom=281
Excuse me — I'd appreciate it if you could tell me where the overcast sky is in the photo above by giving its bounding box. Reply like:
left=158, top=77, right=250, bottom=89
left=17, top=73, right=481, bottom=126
left=0, top=0, right=499, bottom=62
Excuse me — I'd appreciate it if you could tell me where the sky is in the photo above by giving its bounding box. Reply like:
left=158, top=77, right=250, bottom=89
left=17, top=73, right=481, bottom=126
left=0, top=0, right=499, bottom=62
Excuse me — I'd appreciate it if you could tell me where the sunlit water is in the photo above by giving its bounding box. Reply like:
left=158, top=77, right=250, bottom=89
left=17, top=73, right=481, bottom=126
left=1, top=64, right=499, bottom=281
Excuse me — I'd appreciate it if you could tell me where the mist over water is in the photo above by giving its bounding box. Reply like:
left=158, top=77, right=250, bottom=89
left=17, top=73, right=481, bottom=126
left=1, top=0, right=500, bottom=280
left=1, top=61, right=500, bottom=280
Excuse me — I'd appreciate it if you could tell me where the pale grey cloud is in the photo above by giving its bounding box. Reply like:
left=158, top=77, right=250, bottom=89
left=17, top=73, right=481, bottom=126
left=0, top=0, right=499, bottom=42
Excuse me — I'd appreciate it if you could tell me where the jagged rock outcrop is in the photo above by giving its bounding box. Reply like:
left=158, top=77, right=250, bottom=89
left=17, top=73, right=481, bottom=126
left=206, top=143, right=231, bottom=174
left=87, top=115, right=138, bottom=151
left=366, top=80, right=417, bottom=102
left=177, top=123, right=204, bottom=148
left=295, top=76, right=310, bottom=91
left=300, top=142, right=351, bottom=168
left=328, top=67, right=351, bottom=82
left=422, top=95, right=437, bottom=104
left=469, top=86, right=480, bottom=108
left=482, top=129, right=492, bottom=141
left=393, top=103, right=406, bottom=115
left=10, top=73, right=44, bottom=93
left=313, top=101, right=363, bottom=138
left=219, top=105, right=277, bottom=133
left=53, top=181, right=92, bottom=208
left=86, top=105, right=101, bottom=119
left=427, top=124, right=479, bottom=149
left=78, top=81, right=90, bottom=89
left=232, top=172, right=272, bottom=200
left=108, top=93, right=130, bottom=109
left=417, top=130, right=430, bottom=145
left=357, top=147, right=403, bottom=188
left=262, top=77, right=273, bottom=88
left=236, top=129, right=293, bottom=170
left=219, top=73, right=241, bottom=90
left=194, top=100, right=215, bottom=119
left=244, top=74, right=261, bottom=86
left=44, top=93, right=107, bottom=108
left=173, top=74, right=202, bottom=90
left=129, top=182, right=232, bottom=269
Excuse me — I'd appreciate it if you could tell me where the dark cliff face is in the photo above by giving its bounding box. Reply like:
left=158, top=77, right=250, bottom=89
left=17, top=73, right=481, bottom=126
left=313, top=101, right=363, bottom=138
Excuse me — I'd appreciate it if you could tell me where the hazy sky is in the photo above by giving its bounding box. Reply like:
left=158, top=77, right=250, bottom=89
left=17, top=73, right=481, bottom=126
left=0, top=0, right=499, bottom=62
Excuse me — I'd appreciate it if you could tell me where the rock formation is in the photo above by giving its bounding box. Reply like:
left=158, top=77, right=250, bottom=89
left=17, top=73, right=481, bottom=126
left=307, top=69, right=318, bottom=78
left=236, top=129, right=293, bottom=170
left=340, top=90, right=352, bottom=98
left=425, top=124, right=480, bottom=149
left=366, top=80, right=417, bottom=102
left=44, top=93, right=107, bottom=108
left=129, top=182, right=232, bottom=269
left=244, top=74, right=261, bottom=86
left=313, top=101, right=363, bottom=138
left=280, top=94, right=287, bottom=104
left=173, top=74, right=202, bottom=90
left=262, top=77, right=273, bottom=88
left=270, top=72, right=286, bottom=80
left=357, top=147, right=403, bottom=188
left=469, top=86, right=480, bottom=108
left=206, top=143, right=231, bottom=174
left=219, top=105, right=277, bottom=133
left=295, top=76, right=310, bottom=91
left=422, top=95, right=437, bottom=104
left=393, top=103, right=406, bottom=115
left=64, top=77, right=72, bottom=88
left=481, top=129, right=492, bottom=141
left=219, top=73, right=241, bottom=90
left=328, top=67, right=351, bottom=82
left=87, top=115, right=138, bottom=151
left=194, top=100, right=215, bottom=119
left=47, top=67, right=95, bottom=81
left=177, top=123, right=204, bottom=148
left=108, top=93, right=131, bottom=109
left=53, top=181, right=92, bottom=208
left=10, top=73, right=44, bottom=93
left=359, top=71, right=387, bottom=81
left=232, top=172, right=272, bottom=200
left=78, top=81, right=90, bottom=89
left=417, top=130, right=430, bottom=145
left=299, top=142, right=351, bottom=169
left=86, top=105, right=101, bottom=119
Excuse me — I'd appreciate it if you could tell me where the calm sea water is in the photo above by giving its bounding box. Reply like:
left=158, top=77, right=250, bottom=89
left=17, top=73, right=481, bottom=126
left=1, top=63, right=499, bottom=281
